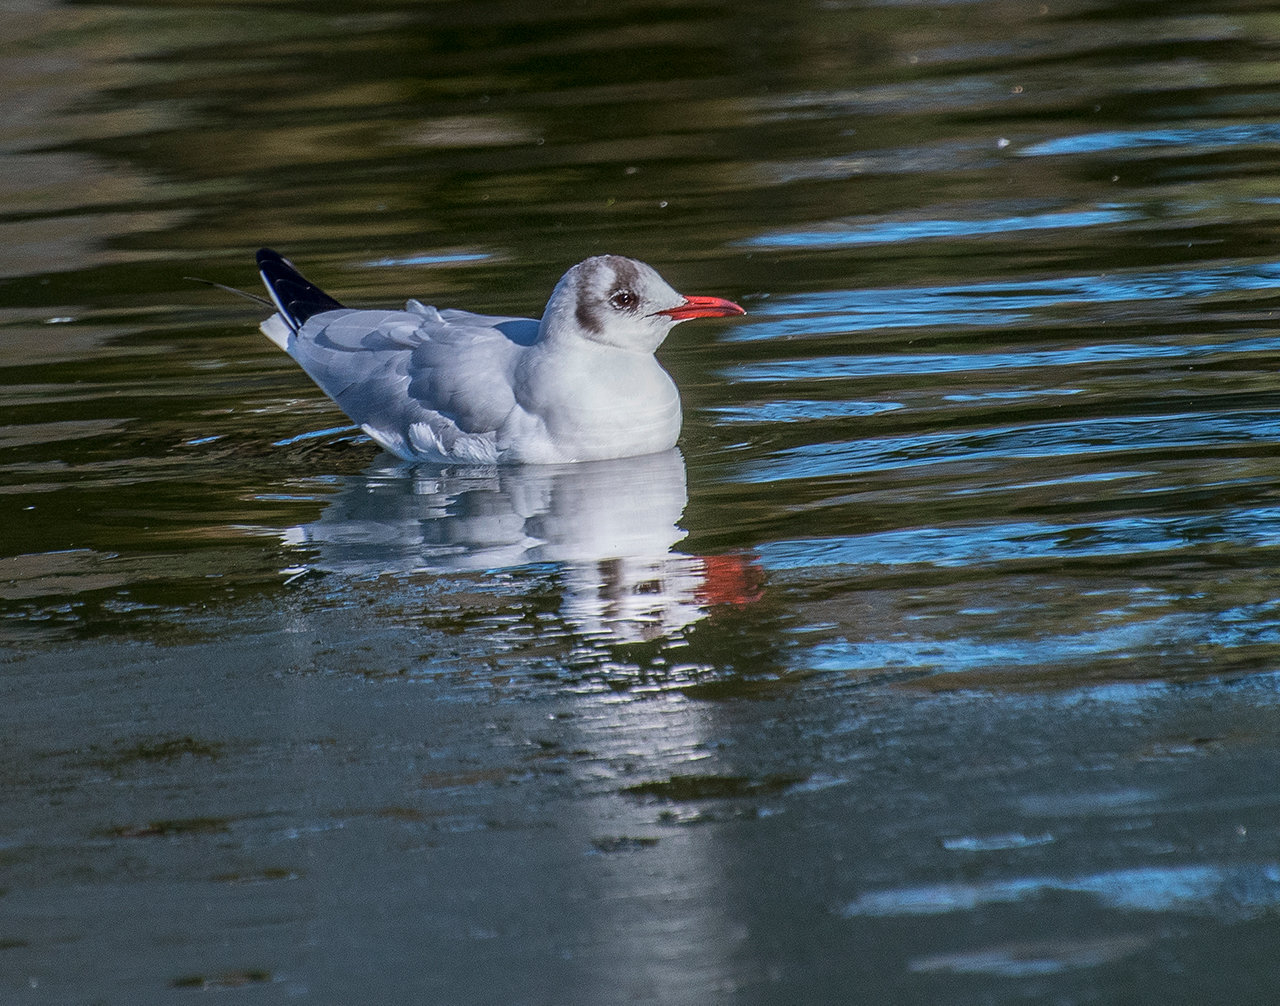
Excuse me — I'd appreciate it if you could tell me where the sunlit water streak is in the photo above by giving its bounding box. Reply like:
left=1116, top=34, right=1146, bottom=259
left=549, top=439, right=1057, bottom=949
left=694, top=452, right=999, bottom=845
left=1022, top=121, right=1280, bottom=157
left=759, top=506, right=1280, bottom=570
left=726, top=262, right=1280, bottom=340
left=742, top=207, right=1139, bottom=249
left=841, top=862, right=1280, bottom=921
left=734, top=413, right=1280, bottom=482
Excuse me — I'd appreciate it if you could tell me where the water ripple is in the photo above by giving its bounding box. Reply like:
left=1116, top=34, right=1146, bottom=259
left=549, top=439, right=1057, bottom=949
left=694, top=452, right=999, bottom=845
left=757, top=506, right=1280, bottom=571
left=1023, top=122, right=1280, bottom=158
left=706, top=399, right=902, bottom=424
left=735, top=412, right=1280, bottom=484
left=742, top=207, right=1137, bottom=250
left=726, top=262, right=1280, bottom=341
left=840, top=862, right=1280, bottom=921
left=796, top=600, right=1280, bottom=680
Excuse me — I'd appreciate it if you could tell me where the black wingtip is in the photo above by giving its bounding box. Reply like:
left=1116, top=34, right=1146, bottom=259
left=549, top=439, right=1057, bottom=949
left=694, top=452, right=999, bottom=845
left=256, top=247, right=346, bottom=332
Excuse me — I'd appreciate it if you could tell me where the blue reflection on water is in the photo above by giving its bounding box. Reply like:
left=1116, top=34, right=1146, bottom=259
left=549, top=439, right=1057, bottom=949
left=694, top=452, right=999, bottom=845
left=363, top=252, right=491, bottom=267
left=743, top=207, right=1136, bottom=249
left=735, top=412, right=1280, bottom=483
left=730, top=333, right=1280, bottom=380
left=794, top=601, right=1280, bottom=678
left=706, top=399, right=903, bottom=424
left=1022, top=122, right=1280, bottom=157
left=725, top=262, right=1280, bottom=340
left=756, top=507, right=1280, bottom=570
left=941, top=833, right=1056, bottom=852
left=840, top=862, right=1280, bottom=920
left=800, top=618, right=1195, bottom=674
left=272, top=424, right=362, bottom=447
left=944, top=388, right=1082, bottom=403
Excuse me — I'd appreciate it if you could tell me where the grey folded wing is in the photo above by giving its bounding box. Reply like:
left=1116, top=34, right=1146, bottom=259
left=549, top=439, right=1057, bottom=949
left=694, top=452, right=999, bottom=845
left=285, top=303, right=539, bottom=462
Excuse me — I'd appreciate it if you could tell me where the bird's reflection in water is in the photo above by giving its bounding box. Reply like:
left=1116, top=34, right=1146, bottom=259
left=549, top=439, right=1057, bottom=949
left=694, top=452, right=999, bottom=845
left=281, top=449, right=760, bottom=644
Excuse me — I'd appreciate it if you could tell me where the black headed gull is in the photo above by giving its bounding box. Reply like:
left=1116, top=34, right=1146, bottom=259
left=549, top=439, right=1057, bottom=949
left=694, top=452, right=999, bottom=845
left=256, top=249, right=744, bottom=464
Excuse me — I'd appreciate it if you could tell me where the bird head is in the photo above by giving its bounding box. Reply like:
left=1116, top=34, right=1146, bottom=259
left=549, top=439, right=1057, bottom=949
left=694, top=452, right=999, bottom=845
left=540, top=255, right=744, bottom=353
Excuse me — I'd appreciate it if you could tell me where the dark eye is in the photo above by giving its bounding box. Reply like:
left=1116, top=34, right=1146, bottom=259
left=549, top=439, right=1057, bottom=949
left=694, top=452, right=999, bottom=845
left=609, top=289, right=637, bottom=311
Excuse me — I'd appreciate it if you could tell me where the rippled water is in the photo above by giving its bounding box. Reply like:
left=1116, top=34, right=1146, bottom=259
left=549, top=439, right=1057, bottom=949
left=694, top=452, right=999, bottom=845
left=6, top=0, right=1280, bottom=1001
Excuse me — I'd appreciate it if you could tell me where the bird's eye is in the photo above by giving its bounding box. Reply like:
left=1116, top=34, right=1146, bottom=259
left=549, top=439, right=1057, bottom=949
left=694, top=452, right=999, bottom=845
left=609, top=289, right=637, bottom=311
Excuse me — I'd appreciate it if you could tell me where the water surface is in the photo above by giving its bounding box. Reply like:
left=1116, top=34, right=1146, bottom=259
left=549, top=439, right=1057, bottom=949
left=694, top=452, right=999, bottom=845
left=5, top=0, right=1280, bottom=1001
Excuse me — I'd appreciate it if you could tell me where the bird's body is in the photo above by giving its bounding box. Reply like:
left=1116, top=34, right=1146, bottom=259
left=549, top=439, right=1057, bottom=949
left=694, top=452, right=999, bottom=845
left=256, top=249, right=743, bottom=464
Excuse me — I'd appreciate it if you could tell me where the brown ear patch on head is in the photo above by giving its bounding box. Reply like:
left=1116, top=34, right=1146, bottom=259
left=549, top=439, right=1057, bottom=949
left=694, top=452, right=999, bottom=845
left=574, top=256, right=640, bottom=335
left=575, top=298, right=604, bottom=335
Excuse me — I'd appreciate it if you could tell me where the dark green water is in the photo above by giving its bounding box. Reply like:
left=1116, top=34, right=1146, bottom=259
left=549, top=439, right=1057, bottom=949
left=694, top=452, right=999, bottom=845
left=6, top=0, right=1280, bottom=1001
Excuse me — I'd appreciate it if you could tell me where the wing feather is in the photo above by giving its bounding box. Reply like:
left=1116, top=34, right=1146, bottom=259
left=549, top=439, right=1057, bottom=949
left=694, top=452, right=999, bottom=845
left=282, top=306, right=539, bottom=462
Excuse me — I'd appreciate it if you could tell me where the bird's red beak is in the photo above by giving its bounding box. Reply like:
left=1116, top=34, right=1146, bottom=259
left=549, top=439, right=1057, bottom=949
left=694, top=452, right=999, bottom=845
left=654, top=295, right=746, bottom=321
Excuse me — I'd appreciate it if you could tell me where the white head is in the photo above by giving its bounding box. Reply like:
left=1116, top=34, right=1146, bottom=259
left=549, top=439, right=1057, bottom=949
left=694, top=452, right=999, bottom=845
left=539, top=255, right=744, bottom=353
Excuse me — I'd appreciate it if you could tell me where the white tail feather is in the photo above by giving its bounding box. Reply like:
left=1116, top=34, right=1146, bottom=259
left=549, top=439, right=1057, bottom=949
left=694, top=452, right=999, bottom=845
left=260, top=314, right=292, bottom=351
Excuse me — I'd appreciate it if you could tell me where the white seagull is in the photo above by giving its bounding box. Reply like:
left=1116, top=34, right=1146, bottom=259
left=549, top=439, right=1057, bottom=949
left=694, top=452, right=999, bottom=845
left=256, top=249, right=744, bottom=464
